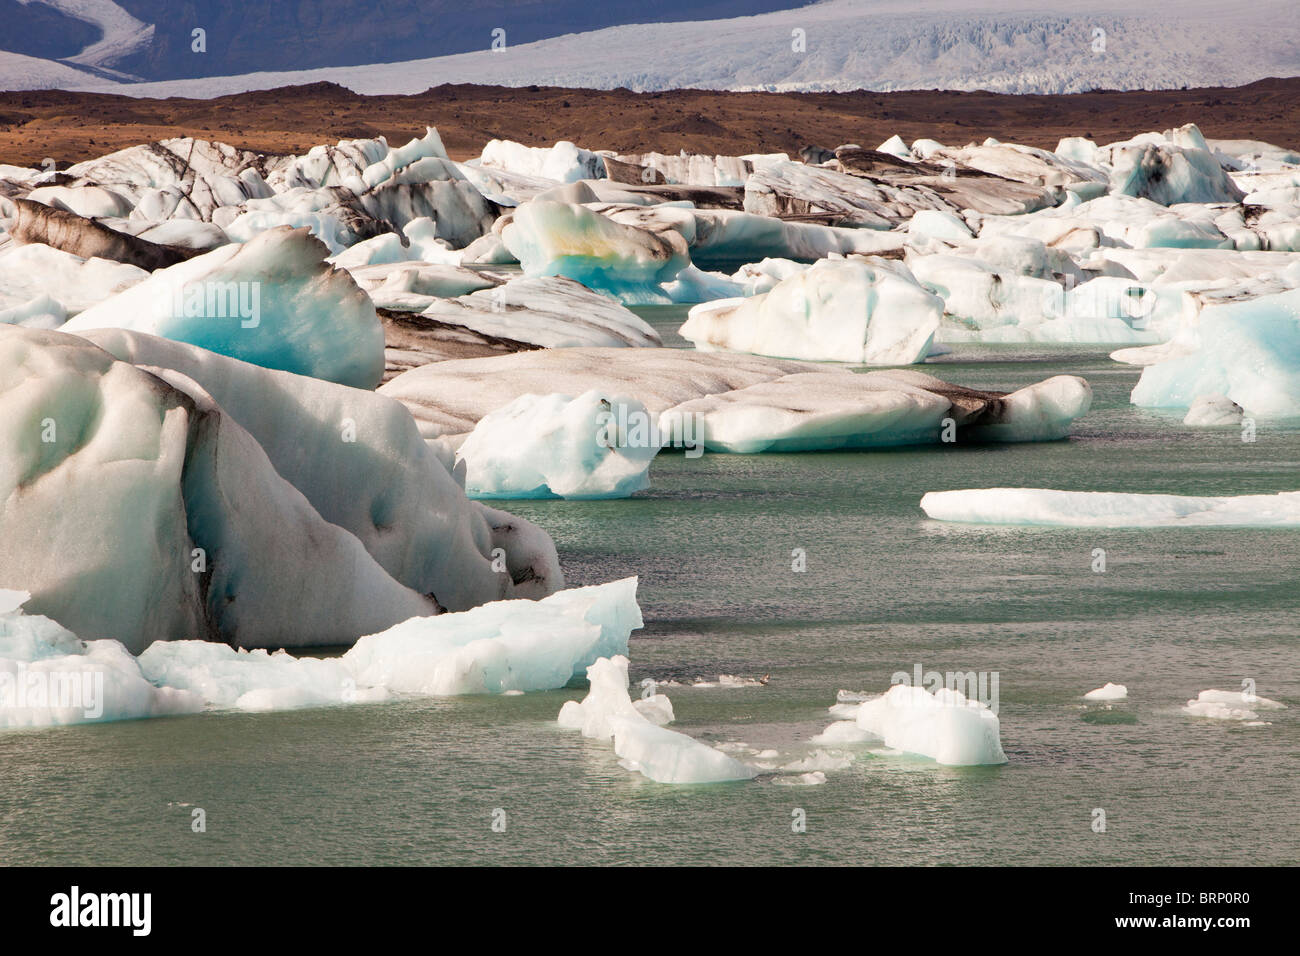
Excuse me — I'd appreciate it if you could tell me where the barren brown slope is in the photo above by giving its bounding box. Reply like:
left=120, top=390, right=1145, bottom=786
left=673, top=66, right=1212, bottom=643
left=1, top=78, right=1297, bottom=169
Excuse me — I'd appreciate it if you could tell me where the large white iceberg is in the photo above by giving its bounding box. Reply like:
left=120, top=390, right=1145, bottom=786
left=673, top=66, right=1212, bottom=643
left=679, top=258, right=942, bottom=365
left=0, top=327, right=561, bottom=650
left=558, top=655, right=757, bottom=784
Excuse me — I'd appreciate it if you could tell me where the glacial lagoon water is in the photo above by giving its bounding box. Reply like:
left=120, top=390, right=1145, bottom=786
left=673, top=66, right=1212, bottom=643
left=2, top=308, right=1297, bottom=866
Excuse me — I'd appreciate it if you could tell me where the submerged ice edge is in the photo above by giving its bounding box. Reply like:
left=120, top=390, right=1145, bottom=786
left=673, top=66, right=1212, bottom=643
left=0, top=578, right=642, bottom=729
left=919, top=487, right=1300, bottom=528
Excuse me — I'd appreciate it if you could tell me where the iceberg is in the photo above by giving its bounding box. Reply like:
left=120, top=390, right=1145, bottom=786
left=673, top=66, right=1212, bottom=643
left=0, top=241, right=146, bottom=317
left=920, top=487, right=1300, bottom=527
left=823, top=683, right=1007, bottom=766
left=1183, top=394, right=1244, bottom=426
left=1129, top=288, right=1300, bottom=418
left=1182, top=688, right=1286, bottom=721
left=478, top=139, right=606, bottom=184
left=0, top=327, right=560, bottom=650
left=458, top=391, right=659, bottom=499
left=661, top=369, right=1088, bottom=453
left=502, top=199, right=690, bottom=304
left=63, top=226, right=385, bottom=389
left=1109, top=142, right=1246, bottom=206
left=558, top=656, right=757, bottom=784
left=1083, top=683, right=1128, bottom=701
left=679, top=258, right=942, bottom=365
left=417, top=276, right=661, bottom=350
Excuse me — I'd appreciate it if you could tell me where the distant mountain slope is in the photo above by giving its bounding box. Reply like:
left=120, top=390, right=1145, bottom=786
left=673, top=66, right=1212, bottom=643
left=2, top=0, right=1298, bottom=96
left=1, top=0, right=802, bottom=84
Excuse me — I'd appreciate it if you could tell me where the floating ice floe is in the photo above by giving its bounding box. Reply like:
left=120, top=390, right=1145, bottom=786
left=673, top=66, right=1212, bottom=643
left=818, top=684, right=1008, bottom=766
left=1182, top=689, right=1286, bottom=722
left=63, top=226, right=385, bottom=389
left=558, top=655, right=757, bottom=784
left=920, top=487, right=1300, bottom=527
left=1084, top=683, right=1128, bottom=701
left=457, top=391, right=659, bottom=499
left=661, top=369, right=1090, bottom=453
left=679, top=257, right=942, bottom=364
left=0, top=579, right=641, bottom=728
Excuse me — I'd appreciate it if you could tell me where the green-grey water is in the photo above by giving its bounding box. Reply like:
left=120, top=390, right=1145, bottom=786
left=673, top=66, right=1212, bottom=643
left=2, top=308, right=1297, bottom=866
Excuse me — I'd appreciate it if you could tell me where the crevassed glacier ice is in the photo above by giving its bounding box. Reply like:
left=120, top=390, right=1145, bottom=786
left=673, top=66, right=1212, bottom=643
left=920, top=487, right=1300, bottom=527
left=558, top=655, right=757, bottom=784
left=63, top=226, right=385, bottom=389
left=458, top=391, right=659, bottom=499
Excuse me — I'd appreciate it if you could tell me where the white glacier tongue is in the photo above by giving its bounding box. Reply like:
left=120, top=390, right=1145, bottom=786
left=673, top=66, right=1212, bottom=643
left=458, top=391, right=659, bottom=500
left=0, top=579, right=642, bottom=727
left=920, top=487, right=1300, bottom=527
left=62, top=226, right=385, bottom=389
left=679, top=258, right=942, bottom=365
left=558, top=656, right=757, bottom=784
left=820, top=684, right=1007, bottom=766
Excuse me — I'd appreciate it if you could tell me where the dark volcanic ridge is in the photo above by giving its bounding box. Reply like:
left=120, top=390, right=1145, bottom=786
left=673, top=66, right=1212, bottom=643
left=1, top=78, right=1297, bottom=169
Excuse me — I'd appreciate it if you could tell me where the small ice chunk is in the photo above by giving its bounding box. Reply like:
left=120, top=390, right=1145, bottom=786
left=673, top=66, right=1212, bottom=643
left=1183, top=395, right=1244, bottom=427
left=558, top=656, right=757, bottom=784
left=1084, top=682, right=1128, bottom=701
left=1183, top=688, right=1285, bottom=721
